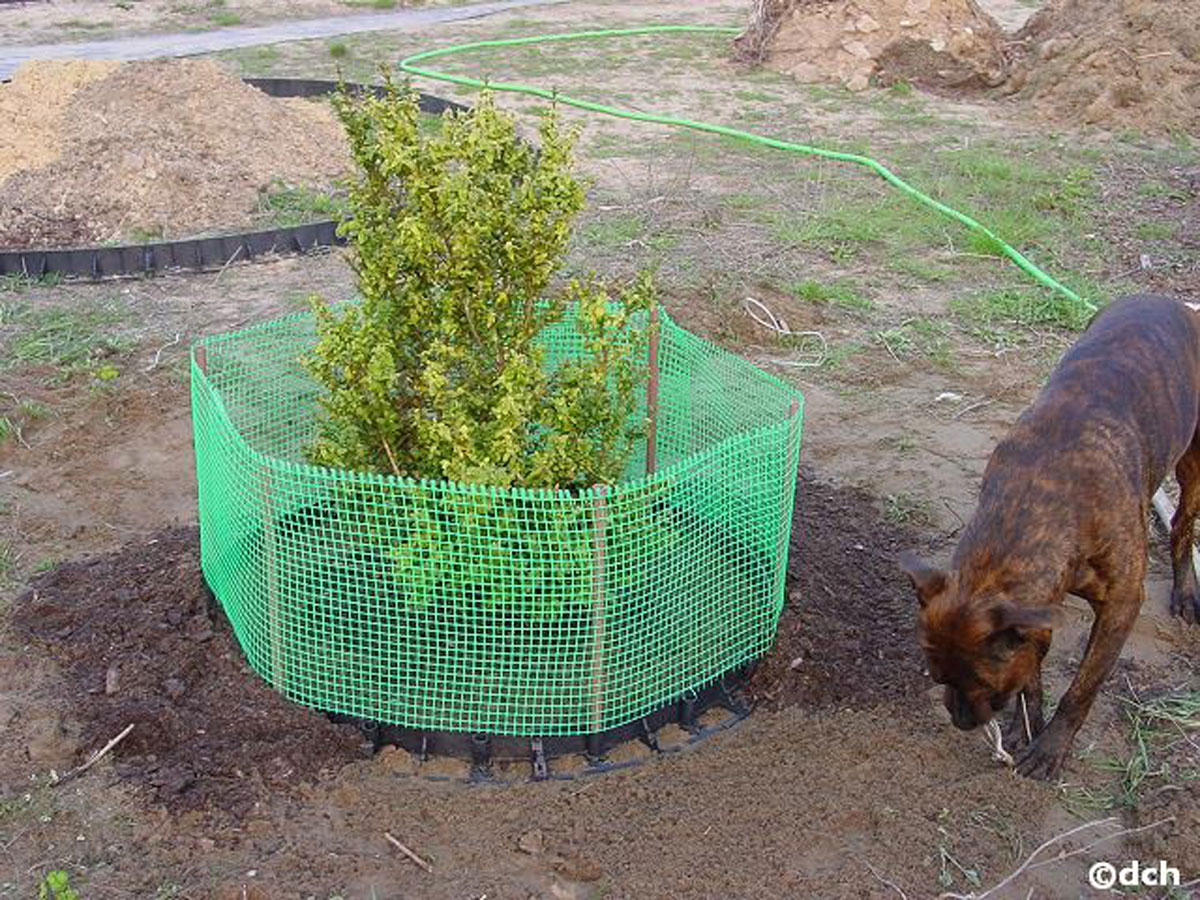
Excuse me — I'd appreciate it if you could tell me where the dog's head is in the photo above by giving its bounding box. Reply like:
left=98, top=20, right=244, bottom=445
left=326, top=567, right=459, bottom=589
left=899, top=552, right=1056, bottom=730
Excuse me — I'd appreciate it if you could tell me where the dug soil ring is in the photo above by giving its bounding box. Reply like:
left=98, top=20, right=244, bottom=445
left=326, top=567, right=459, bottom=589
left=191, top=304, right=805, bottom=779
left=0, top=78, right=467, bottom=280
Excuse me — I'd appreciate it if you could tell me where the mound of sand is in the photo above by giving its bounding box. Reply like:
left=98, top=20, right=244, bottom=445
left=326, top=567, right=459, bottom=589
left=1007, top=0, right=1200, bottom=134
left=735, top=0, right=1007, bottom=93
left=0, top=59, right=350, bottom=249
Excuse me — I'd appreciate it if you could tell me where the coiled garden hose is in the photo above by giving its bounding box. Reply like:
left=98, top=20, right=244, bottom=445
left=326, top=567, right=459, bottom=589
left=399, top=25, right=1097, bottom=315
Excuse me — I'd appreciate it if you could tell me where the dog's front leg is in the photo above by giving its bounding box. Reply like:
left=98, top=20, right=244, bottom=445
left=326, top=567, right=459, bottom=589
left=1016, top=587, right=1142, bottom=779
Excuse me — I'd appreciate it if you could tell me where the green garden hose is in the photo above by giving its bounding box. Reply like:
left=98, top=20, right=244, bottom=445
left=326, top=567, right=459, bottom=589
left=399, top=25, right=1097, bottom=316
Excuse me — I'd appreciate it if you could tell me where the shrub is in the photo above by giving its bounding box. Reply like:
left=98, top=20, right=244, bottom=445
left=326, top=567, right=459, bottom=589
left=306, top=75, right=654, bottom=490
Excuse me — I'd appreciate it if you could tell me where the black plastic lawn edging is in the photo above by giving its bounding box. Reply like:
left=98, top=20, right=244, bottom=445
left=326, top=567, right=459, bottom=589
left=199, top=574, right=755, bottom=784
left=0, top=79, right=470, bottom=281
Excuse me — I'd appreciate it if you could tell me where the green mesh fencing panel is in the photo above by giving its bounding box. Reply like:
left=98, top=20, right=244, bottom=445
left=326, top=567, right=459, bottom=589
left=191, top=306, right=804, bottom=736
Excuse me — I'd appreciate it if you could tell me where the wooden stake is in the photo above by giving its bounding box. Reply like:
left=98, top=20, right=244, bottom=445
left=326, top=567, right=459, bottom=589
left=590, top=484, right=610, bottom=734
left=646, top=305, right=660, bottom=476
left=262, top=470, right=284, bottom=693
left=194, top=344, right=207, bottom=375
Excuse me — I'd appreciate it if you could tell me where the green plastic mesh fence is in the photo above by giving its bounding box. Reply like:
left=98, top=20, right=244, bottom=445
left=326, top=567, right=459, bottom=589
left=191, top=305, right=804, bottom=737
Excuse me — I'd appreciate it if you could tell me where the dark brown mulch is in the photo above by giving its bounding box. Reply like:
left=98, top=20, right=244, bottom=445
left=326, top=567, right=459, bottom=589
left=749, top=469, right=934, bottom=711
left=11, top=528, right=368, bottom=819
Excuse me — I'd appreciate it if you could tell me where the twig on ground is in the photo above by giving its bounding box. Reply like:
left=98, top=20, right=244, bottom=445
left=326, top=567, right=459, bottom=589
left=211, top=245, right=244, bottom=286
left=52, top=723, right=134, bottom=786
left=385, top=832, right=433, bottom=873
left=939, top=816, right=1174, bottom=900
left=865, top=861, right=909, bottom=899
left=144, top=333, right=182, bottom=372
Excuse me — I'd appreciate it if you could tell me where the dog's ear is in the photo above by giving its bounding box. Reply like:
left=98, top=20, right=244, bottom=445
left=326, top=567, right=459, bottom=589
left=898, top=552, right=948, bottom=607
left=990, top=603, right=1061, bottom=636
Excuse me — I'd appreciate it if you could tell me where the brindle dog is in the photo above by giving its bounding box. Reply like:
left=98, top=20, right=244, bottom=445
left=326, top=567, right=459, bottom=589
left=900, top=295, right=1200, bottom=779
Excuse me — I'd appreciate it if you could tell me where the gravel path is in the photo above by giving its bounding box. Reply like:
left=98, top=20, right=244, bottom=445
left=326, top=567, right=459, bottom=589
left=0, top=0, right=568, bottom=80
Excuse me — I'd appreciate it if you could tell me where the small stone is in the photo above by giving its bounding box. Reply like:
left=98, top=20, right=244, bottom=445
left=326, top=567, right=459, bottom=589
left=855, top=14, right=880, bottom=33
left=518, top=829, right=545, bottom=855
left=846, top=73, right=871, bottom=92
left=790, top=656, right=804, bottom=671
left=105, top=663, right=121, bottom=695
left=199, top=838, right=216, bottom=851
left=163, top=678, right=186, bottom=700
left=930, top=37, right=947, bottom=53
left=842, top=40, right=871, bottom=60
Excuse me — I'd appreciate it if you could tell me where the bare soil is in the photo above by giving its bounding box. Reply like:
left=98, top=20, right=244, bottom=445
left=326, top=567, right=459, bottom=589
left=0, top=59, right=349, bottom=248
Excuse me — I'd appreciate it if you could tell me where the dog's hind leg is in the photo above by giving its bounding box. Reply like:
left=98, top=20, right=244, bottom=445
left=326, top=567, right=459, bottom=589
left=1169, top=438, right=1200, bottom=624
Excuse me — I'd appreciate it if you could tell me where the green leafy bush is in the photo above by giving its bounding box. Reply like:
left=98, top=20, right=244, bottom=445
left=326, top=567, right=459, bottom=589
left=306, top=75, right=654, bottom=490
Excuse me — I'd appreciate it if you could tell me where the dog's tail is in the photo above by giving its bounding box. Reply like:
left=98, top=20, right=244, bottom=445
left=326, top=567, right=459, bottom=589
left=1186, top=301, right=1200, bottom=314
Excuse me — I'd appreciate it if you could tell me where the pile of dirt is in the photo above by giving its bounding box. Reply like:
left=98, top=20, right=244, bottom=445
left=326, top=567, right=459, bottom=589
left=735, top=0, right=1008, bottom=93
left=10, top=472, right=934, bottom=818
left=0, top=60, right=120, bottom=184
left=1007, top=0, right=1200, bottom=134
left=0, top=59, right=350, bottom=249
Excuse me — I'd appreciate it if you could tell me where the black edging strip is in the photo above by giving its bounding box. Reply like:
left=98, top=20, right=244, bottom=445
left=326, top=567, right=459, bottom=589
left=0, top=79, right=470, bottom=281
left=200, top=577, right=756, bottom=784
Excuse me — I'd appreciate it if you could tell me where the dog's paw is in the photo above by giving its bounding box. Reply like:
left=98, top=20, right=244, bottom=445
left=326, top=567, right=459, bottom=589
left=1015, top=735, right=1070, bottom=780
left=1169, top=588, right=1199, bottom=625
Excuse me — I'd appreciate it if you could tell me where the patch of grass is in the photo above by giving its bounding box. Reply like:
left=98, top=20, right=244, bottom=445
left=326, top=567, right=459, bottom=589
left=1105, top=689, right=1200, bottom=807
left=887, top=79, right=914, bottom=97
left=0, top=541, right=16, bottom=588
left=934, top=808, right=983, bottom=891
left=951, top=288, right=1092, bottom=333
left=344, top=0, right=397, bottom=8
left=1135, top=221, right=1175, bottom=241
left=580, top=214, right=643, bottom=249
left=879, top=434, right=917, bottom=455
left=59, top=18, right=113, bottom=30
left=257, top=180, right=344, bottom=227
left=1031, top=166, right=1096, bottom=219
left=818, top=340, right=864, bottom=372
left=329, top=41, right=350, bottom=59
left=3, top=299, right=132, bottom=379
left=0, top=416, right=14, bottom=446
left=0, top=272, right=63, bottom=294
left=890, top=256, right=953, bottom=284
left=38, top=870, right=80, bottom=900
left=884, top=492, right=936, bottom=528
left=874, top=317, right=955, bottom=370
left=208, top=9, right=241, bottom=26
left=1135, top=179, right=1184, bottom=200
left=1065, top=688, right=1200, bottom=813
left=733, top=89, right=783, bottom=103
left=127, top=224, right=166, bottom=244
left=33, top=557, right=60, bottom=574
left=790, top=278, right=872, bottom=313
